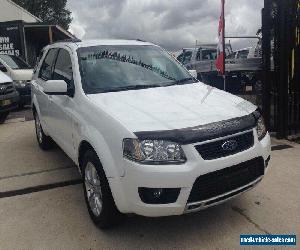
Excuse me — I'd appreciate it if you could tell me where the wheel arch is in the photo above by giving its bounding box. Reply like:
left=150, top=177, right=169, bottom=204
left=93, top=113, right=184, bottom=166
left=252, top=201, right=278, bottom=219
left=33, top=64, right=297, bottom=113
left=31, top=95, right=41, bottom=118
left=77, top=138, right=123, bottom=178
left=77, top=139, right=129, bottom=213
left=32, top=104, right=36, bottom=114
left=78, top=140, right=94, bottom=174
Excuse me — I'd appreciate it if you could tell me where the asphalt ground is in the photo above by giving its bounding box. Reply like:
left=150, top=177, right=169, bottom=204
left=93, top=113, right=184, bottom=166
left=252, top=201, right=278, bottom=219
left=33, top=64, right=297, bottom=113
left=0, top=108, right=299, bottom=249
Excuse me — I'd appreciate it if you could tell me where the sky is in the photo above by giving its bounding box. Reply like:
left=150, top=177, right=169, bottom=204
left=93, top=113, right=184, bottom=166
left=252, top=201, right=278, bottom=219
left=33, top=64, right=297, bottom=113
left=67, top=0, right=264, bottom=51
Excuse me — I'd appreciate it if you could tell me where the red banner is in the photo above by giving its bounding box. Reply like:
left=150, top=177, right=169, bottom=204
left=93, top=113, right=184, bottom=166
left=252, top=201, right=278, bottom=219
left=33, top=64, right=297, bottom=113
left=216, top=0, right=225, bottom=75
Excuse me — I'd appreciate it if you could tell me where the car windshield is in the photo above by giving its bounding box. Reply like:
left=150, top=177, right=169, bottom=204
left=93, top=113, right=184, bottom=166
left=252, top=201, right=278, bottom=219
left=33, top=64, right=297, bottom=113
left=77, top=45, right=195, bottom=94
left=0, top=54, right=31, bottom=69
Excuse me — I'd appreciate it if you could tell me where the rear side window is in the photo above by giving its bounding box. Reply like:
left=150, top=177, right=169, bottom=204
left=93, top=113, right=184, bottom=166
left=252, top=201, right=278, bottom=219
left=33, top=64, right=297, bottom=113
left=227, top=52, right=236, bottom=59
left=53, top=49, right=73, bottom=86
left=39, top=49, right=58, bottom=80
left=202, top=49, right=217, bottom=60
left=237, top=50, right=249, bottom=59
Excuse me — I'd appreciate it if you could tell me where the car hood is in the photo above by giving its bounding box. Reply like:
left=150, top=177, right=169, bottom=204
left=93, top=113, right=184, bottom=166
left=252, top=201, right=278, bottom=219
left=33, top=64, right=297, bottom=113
left=0, top=71, right=12, bottom=83
left=11, top=69, right=33, bottom=81
left=87, top=82, right=257, bottom=132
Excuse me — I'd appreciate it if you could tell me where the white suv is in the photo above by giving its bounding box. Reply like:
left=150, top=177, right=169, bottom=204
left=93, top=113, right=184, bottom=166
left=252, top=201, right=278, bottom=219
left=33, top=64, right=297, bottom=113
left=31, top=39, right=271, bottom=228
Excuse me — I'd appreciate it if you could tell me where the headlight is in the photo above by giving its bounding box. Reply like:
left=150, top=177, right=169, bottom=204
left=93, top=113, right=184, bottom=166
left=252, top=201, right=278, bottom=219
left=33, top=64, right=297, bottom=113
left=256, top=116, right=267, bottom=140
left=13, top=80, right=27, bottom=88
left=123, top=139, right=186, bottom=164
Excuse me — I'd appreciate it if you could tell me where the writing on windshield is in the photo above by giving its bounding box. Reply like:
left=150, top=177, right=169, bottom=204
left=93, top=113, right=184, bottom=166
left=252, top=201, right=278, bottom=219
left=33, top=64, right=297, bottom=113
left=77, top=45, right=192, bottom=94
left=80, top=50, right=175, bottom=81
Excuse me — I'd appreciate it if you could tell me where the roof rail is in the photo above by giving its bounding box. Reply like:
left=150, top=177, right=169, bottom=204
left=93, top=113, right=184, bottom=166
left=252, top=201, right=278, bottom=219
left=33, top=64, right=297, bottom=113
left=52, top=38, right=82, bottom=44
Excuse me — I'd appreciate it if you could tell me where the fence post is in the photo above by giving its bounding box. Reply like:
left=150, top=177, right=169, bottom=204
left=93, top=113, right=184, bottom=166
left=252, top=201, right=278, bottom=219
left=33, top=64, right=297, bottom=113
left=276, top=0, right=289, bottom=138
left=262, top=0, right=271, bottom=131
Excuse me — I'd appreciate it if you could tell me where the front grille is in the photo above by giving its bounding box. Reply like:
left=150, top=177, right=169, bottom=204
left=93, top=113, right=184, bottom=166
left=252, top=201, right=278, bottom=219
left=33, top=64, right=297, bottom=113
left=0, top=82, right=14, bottom=95
left=188, top=157, right=264, bottom=203
left=195, top=131, right=254, bottom=160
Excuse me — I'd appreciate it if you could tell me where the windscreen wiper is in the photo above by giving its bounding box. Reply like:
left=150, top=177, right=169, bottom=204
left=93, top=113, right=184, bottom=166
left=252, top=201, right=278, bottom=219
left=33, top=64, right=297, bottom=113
left=89, top=80, right=195, bottom=94
left=172, top=77, right=196, bottom=85
left=100, top=84, right=164, bottom=93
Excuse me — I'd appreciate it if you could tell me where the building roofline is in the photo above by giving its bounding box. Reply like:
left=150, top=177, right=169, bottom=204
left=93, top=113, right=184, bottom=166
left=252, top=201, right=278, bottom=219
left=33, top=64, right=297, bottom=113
left=5, top=0, right=42, bottom=22
left=0, top=20, right=76, bottom=40
left=55, top=25, right=76, bottom=39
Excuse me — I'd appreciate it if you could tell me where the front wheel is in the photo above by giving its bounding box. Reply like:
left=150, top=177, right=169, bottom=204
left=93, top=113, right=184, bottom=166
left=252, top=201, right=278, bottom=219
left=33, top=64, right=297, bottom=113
left=82, top=150, right=122, bottom=229
left=34, top=111, right=53, bottom=150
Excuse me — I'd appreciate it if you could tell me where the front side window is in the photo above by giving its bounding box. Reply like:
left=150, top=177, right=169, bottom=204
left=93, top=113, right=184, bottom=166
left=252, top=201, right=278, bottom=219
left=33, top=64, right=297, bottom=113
left=177, top=50, right=193, bottom=64
left=176, top=53, right=184, bottom=63
left=181, top=51, right=193, bottom=64
left=77, top=45, right=194, bottom=94
left=53, top=49, right=73, bottom=86
left=0, top=54, right=30, bottom=69
left=39, top=49, right=59, bottom=80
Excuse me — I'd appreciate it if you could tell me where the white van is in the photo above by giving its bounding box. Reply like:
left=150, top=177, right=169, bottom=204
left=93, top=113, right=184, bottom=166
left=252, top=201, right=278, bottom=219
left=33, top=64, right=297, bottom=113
left=0, top=54, right=33, bottom=107
left=0, top=71, right=19, bottom=123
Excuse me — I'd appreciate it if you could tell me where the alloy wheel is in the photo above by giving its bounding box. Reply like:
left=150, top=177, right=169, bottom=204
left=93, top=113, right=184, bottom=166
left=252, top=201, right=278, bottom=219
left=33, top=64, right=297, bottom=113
left=85, top=162, right=103, bottom=216
left=35, top=114, right=43, bottom=144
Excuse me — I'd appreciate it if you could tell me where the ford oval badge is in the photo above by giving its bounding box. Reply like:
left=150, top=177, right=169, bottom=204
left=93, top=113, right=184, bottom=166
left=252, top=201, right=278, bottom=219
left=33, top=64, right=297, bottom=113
left=222, top=140, right=238, bottom=151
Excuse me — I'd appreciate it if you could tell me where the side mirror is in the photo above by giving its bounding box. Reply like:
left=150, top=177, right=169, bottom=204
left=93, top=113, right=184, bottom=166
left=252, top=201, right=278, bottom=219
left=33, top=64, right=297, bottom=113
left=0, top=64, right=7, bottom=72
left=189, top=70, right=197, bottom=79
left=43, top=80, right=68, bottom=95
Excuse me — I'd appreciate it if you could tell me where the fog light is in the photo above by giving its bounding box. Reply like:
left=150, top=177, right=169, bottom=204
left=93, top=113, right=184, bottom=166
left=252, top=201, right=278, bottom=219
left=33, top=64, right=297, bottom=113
left=138, top=187, right=180, bottom=204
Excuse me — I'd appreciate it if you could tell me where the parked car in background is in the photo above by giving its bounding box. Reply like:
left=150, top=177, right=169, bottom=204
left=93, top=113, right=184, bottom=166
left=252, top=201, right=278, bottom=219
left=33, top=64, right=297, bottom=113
left=176, top=46, right=218, bottom=72
left=227, top=44, right=262, bottom=60
left=0, top=54, right=33, bottom=107
left=0, top=71, right=19, bottom=123
left=176, top=43, right=263, bottom=93
left=176, top=44, right=233, bottom=73
left=32, top=39, right=271, bottom=229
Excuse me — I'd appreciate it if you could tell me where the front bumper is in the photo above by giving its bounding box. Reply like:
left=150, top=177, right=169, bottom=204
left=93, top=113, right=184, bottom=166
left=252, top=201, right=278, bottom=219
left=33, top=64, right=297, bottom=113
left=0, top=91, right=19, bottom=113
left=110, top=129, right=271, bottom=217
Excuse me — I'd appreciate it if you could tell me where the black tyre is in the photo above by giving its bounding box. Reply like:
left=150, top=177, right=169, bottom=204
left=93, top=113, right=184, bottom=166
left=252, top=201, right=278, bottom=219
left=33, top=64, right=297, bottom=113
left=34, top=111, right=53, bottom=150
left=18, top=103, right=24, bottom=110
left=0, top=112, right=9, bottom=124
left=82, top=150, right=122, bottom=229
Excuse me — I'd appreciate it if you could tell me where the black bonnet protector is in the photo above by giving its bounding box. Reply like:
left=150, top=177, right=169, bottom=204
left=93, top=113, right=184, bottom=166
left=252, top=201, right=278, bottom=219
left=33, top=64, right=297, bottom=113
left=134, top=110, right=260, bottom=145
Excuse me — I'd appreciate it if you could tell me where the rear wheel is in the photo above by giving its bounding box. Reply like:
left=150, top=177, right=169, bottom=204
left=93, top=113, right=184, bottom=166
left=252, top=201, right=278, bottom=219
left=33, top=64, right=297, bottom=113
left=82, top=150, right=122, bottom=229
left=34, top=111, right=53, bottom=150
left=0, top=112, right=9, bottom=124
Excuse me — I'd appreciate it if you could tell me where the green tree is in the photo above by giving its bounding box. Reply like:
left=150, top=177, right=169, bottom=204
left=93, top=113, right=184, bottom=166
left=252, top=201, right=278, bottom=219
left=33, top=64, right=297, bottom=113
left=12, top=0, right=72, bottom=30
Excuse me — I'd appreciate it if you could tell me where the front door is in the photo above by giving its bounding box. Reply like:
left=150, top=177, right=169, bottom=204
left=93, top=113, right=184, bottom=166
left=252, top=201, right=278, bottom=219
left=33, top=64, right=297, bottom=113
left=47, top=48, right=76, bottom=159
left=34, top=48, right=59, bottom=133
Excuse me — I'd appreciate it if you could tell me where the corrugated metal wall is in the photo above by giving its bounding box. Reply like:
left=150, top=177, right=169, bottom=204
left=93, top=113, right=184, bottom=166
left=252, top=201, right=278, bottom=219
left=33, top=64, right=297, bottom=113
left=263, top=0, right=300, bottom=138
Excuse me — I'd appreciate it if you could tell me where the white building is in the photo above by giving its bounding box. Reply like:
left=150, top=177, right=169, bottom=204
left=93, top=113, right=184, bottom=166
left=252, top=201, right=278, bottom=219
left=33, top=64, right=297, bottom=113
left=0, top=0, right=75, bottom=65
left=0, top=0, right=41, bottom=23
